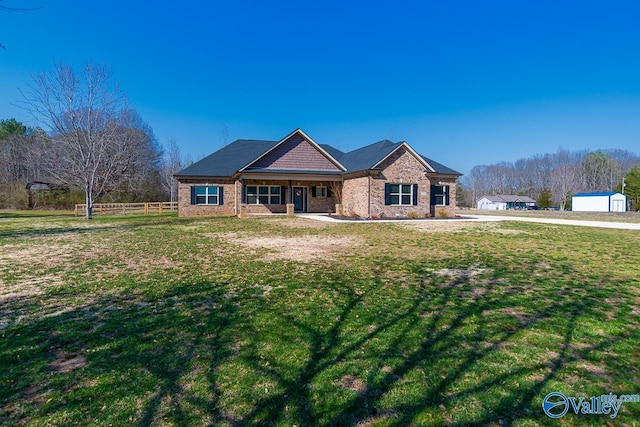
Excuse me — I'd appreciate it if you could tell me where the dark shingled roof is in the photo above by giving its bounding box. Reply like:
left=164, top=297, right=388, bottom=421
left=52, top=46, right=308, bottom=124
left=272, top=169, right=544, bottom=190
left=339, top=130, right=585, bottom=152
left=176, top=134, right=462, bottom=178
left=421, top=155, right=462, bottom=176
left=337, top=140, right=402, bottom=171
left=176, top=139, right=279, bottom=177
left=318, top=144, right=345, bottom=161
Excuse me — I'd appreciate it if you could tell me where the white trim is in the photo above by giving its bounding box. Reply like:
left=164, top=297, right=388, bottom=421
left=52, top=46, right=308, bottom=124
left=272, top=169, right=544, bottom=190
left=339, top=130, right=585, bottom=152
left=239, top=129, right=347, bottom=172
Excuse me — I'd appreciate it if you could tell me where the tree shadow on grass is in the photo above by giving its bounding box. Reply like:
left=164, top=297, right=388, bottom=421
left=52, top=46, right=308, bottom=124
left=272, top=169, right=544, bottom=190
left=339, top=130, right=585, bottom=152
left=1, top=258, right=636, bottom=425
left=232, top=262, right=636, bottom=426
left=0, top=215, right=186, bottom=239
left=0, top=279, right=240, bottom=426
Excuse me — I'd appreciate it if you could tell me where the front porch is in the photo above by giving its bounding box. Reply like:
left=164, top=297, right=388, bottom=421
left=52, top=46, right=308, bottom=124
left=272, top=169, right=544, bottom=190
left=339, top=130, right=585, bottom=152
left=238, top=178, right=341, bottom=217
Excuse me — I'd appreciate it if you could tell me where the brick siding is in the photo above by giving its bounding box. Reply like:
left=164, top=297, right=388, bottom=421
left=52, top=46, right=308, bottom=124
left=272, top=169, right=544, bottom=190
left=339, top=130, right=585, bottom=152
left=177, top=179, right=236, bottom=217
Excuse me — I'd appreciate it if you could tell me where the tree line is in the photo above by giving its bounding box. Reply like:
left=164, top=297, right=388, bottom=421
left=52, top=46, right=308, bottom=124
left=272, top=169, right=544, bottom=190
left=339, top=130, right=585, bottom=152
left=0, top=62, right=186, bottom=217
left=458, top=148, right=640, bottom=210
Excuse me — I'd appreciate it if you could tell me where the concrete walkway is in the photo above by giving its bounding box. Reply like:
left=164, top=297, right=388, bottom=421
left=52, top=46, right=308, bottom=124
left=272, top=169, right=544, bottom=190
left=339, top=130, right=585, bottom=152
left=296, top=213, right=640, bottom=230
left=465, top=214, right=640, bottom=230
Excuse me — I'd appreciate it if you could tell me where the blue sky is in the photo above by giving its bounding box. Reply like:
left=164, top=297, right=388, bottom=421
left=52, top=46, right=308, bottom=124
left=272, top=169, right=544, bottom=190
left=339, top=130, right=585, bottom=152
left=2, top=0, right=639, bottom=175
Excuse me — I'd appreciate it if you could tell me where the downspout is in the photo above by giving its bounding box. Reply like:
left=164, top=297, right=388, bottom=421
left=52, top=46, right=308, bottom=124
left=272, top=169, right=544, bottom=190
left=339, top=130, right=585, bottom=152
left=341, top=175, right=344, bottom=215
left=234, top=179, right=238, bottom=216
left=368, top=172, right=371, bottom=218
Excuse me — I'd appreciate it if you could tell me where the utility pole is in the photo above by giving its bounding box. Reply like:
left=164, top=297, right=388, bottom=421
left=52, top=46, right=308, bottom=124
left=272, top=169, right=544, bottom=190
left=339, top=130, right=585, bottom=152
left=622, top=176, right=628, bottom=211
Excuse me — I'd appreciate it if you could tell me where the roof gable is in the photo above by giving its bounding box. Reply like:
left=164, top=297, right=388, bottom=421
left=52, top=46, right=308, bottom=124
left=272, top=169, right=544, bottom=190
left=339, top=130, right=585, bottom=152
left=242, top=129, right=345, bottom=172
left=372, top=142, right=430, bottom=171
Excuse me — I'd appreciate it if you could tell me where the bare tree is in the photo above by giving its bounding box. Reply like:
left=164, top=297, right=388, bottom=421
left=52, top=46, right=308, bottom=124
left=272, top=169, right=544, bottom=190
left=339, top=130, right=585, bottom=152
left=466, top=147, right=640, bottom=207
left=464, top=165, right=489, bottom=206
left=107, top=109, right=163, bottom=201
left=580, top=150, right=620, bottom=192
left=160, top=138, right=184, bottom=203
left=550, top=148, right=578, bottom=210
left=21, top=62, right=132, bottom=218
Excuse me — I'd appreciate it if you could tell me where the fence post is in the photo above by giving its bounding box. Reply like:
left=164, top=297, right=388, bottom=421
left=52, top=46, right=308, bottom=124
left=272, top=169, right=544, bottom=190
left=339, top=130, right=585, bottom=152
left=145, top=203, right=149, bottom=214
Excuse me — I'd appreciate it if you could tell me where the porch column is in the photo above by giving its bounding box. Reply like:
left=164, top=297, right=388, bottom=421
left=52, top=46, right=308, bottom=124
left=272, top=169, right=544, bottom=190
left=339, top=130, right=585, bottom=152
left=286, top=179, right=294, bottom=216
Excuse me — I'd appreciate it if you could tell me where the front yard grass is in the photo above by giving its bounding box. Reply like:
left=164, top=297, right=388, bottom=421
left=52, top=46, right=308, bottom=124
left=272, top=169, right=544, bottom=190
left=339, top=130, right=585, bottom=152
left=1, top=213, right=638, bottom=425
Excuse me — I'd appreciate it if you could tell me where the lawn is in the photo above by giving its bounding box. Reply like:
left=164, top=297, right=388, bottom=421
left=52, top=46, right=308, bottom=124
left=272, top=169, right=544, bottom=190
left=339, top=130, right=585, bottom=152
left=1, top=213, right=639, bottom=426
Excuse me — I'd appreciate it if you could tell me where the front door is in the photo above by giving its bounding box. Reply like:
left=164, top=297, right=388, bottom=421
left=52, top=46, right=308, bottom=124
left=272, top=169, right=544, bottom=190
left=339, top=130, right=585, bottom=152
left=612, top=199, right=624, bottom=212
left=293, top=187, right=307, bottom=212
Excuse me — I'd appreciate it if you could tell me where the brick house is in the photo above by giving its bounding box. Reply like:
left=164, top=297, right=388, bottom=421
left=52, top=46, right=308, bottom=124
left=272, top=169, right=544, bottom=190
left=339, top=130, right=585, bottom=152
left=175, top=129, right=461, bottom=218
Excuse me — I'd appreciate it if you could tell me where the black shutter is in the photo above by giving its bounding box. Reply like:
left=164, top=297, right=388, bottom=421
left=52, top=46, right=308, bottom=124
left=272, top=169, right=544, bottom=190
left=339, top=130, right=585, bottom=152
left=430, top=185, right=436, bottom=205
left=384, top=183, right=391, bottom=205
left=218, top=186, right=224, bottom=205
left=327, top=186, right=332, bottom=197
left=281, top=186, right=287, bottom=204
left=242, top=183, right=246, bottom=203
left=190, top=186, right=196, bottom=205
left=311, top=186, right=317, bottom=197
left=445, top=185, right=450, bottom=206
left=413, top=184, right=418, bottom=206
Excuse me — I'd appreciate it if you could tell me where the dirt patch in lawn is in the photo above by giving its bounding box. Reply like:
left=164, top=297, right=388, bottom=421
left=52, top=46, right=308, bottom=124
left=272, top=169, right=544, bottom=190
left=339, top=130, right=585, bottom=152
left=261, top=216, right=337, bottom=229
left=434, top=264, right=493, bottom=280
left=401, top=221, right=526, bottom=234
left=49, top=349, right=88, bottom=374
left=338, top=374, right=367, bottom=392
left=212, top=233, right=361, bottom=262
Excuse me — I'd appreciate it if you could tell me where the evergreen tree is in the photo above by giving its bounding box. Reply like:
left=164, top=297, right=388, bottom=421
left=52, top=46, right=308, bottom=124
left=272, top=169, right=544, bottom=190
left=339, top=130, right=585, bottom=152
left=622, top=166, right=640, bottom=211
left=537, top=188, right=552, bottom=209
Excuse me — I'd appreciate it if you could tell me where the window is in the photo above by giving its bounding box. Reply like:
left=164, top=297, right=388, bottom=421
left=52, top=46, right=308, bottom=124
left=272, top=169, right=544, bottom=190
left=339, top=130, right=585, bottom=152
left=192, top=186, right=222, bottom=205
left=430, top=185, right=450, bottom=206
left=246, top=185, right=281, bottom=205
left=385, top=183, right=417, bottom=206
left=314, top=186, right=327, bottom=198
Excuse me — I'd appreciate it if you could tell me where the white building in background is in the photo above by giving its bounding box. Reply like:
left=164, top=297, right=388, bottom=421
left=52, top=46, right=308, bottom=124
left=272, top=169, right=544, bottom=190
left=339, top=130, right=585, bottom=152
left=571, top=192, right=627, bottom=212
left=477, top=195, right=536, bottom=210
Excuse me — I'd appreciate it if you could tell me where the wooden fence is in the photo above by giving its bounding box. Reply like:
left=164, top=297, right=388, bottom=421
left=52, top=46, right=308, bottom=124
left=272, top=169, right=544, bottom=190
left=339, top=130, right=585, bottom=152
left=75, top=202, right=178, bottom=216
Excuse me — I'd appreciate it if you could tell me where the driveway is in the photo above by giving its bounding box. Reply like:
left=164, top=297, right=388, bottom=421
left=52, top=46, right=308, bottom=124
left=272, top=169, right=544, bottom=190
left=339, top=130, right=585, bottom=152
left=297, top=213, right=640, bottom=230
left=455, top=214, right=640, bottom=230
